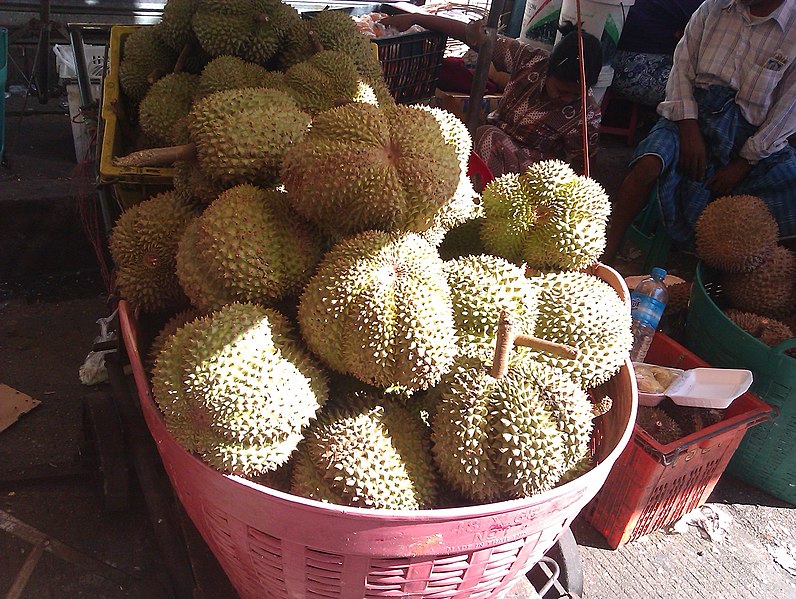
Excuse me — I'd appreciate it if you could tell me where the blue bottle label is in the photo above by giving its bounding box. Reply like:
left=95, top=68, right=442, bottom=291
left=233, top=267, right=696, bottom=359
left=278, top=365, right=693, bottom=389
left=630, top=292, right=666, bottom=329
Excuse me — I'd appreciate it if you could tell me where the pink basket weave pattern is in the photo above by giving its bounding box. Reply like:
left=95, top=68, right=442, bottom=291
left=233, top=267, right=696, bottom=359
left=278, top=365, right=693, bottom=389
left=119, top=266, right=637, bottom=599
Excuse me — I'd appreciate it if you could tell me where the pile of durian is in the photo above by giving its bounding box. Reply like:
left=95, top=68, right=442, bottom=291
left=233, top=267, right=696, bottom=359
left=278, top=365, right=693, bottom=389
left=108, top=0, right=633, bottom=510
left=695, top=195, right=796, bottom=353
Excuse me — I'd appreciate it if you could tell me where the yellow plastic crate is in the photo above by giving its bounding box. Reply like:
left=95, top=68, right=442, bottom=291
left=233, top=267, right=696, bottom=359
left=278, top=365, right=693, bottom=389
left=99, top=25, right=175, bottom=208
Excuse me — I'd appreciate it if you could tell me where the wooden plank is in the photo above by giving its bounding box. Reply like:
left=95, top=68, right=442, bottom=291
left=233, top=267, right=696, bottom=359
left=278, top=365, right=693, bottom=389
left=0, top=385, right=41, bottom=434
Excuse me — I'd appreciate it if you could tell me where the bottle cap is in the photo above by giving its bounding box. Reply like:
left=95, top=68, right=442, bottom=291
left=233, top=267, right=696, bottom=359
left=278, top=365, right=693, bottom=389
left=651, top=267, right=667, bottom=280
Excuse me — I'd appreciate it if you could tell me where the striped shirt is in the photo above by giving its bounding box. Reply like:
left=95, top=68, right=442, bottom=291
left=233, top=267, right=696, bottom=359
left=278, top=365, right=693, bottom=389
left=487, top=36, right=600, bottom=172
left=658, top=0, right=795, bottom=161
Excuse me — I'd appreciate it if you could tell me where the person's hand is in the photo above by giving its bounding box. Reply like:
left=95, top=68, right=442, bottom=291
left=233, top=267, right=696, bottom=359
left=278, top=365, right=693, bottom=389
left=677, top=119, right=707, bottom=180
left=708, top=157, right=753, bottom=197
left=379, top=14, right=418, bottom=32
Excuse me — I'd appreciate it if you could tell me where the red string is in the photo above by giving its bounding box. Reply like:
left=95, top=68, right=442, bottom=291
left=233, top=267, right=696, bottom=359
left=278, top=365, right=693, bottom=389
left=575, top=0, right=590, bottom=178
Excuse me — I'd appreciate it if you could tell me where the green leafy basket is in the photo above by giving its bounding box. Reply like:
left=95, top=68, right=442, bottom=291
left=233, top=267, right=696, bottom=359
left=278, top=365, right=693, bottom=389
left=684, top=263, right=796, bottom=504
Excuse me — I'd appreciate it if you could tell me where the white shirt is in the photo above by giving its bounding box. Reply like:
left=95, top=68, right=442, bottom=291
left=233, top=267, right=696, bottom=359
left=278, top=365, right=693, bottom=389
left=658, top=0, right=795, bottom=161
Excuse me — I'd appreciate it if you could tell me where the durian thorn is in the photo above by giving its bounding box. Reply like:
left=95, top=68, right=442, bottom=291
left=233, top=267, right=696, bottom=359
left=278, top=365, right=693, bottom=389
left=113, top=143, right=196, bottom=167
left=592, top=397, right=613, bottom=419
left=174, top=43, right=191, bottom=74
left=253, top=13, right=271, bottom=24
left=307, top=29, right=325, bottom=54
left=513, top=334, right=579, bottom=360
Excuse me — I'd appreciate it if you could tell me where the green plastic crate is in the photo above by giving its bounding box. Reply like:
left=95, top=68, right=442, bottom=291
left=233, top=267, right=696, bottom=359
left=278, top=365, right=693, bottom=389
left=684, top=263, right=796, bottom=504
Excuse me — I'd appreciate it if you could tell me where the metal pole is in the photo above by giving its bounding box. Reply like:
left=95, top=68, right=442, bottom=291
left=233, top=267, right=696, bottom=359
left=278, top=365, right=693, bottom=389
left=35, top=0, right=51, bottom=104
left=68, top=24, right=94, bottom=106
left=466, top=0, right=507, bottom=135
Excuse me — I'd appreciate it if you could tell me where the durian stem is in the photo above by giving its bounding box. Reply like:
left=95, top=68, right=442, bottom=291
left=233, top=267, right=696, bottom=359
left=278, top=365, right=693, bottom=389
left=491, top=310, right=515, bottom=379
left=513, top=335, right=579, bottom=360
left=253, top=13, right=270, bottom=24
left=113, top=143, right=196, bottom=168
left=592, top=397, right=613, bottom=418
left=147, top=68, right=167, bottom=85
left=307, top=29, right=325, bottom=54
left=491, top=310, right=579, bottom=379
left=174, top=43, right=191, bottom=74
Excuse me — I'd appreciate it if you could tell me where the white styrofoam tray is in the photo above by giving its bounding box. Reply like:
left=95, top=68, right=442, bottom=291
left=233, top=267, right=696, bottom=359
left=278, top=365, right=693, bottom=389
left=666, top=368, right=753, bottom=409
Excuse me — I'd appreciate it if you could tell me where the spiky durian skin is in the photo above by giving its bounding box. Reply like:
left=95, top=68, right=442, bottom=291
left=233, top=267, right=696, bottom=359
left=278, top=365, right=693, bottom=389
left=695, top=195, right=779, bottom=273
left=151, top=302, right=328, bottom=476
left=284, top=50, right=378, bottom=114
left=176, top=219, right=237, bottom=311
left=138, top=73, right=199, bottom=146
left=109, top=191, right=196, bottom=312
left=443, top=254, right=538, bottom=350
left=173, top=159, right=229, bottom=204
left=527, top=270, right=633, bottom=389
left=156, top=0, right=198, bottom=50
left=147, top=307, right=203, bottom=369
left=196, top=55, right=285, bottom=100
left=430, top=356, right=592, bottom=502
left=422, top=173, right=483, bottom=247
left=291, top=394, right=439, bottom=510
left=192, top=0, right=299, bottom=65
left=188, top=87, right=311, bottom=185
left=480, top=160, right=610, bottom=271
left=192, top=185, right=322, bottom=308
left=298, top=231, right=457, bottom=392
left=119, top=27, right=178, bottom=103
left=637, top=407, right=682, bottom=445
left=438, top=218, right=486, bottom=260
left=722, top=246, right=796, bottom=318
left=416, top=106, right=472, bottom=169
left=281, top=103, right=460, bottom=239
left=724, top=308, right=765, bottom=337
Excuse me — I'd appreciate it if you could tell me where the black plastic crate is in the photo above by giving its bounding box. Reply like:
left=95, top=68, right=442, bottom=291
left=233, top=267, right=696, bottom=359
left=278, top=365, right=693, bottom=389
left=302, top=3, right=447, bottom=104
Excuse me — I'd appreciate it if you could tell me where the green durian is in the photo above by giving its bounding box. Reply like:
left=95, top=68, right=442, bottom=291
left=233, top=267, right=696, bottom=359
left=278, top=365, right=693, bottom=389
left=192, top=0, right=301, bottom=65
left=138, top=72, right=199, bottom=146
left=119, top=26, right=179, bottom=102
left=297, top=231, right=458, bottom=392
left=156, top=0, right=199, bottom=51
left=291, top=392, right=439, bottom=510
left=430, top=354, right=593, bottom=502
left=443, top=254, right=538, bottom=351
left=481, top=160, right=610, bottom=271
left=281, top=103, right=460, bottom=239
left=175, top=219, right=236, bottom=311
left=147, top=307, right=203, bottom=369
left=721, top=246, right=796, bottom=319
left=173, top=159, right=229, bottom=204
left=438, top=218, right=486, bottom=260
left=420, top=174, right=483, bottom=247
left=109, top=191, right=196, bottom=312
left=196, top=55, right=286, bottom=99
left=526, top=270, right=633, bottom=389
left=179, top=185, right=323, bottom=310
left=151, top=302, right=328, bottom=476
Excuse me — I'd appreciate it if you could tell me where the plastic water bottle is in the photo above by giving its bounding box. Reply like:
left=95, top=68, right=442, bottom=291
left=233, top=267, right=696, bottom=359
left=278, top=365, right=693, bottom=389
left=629, top=267, right=669, bottom=363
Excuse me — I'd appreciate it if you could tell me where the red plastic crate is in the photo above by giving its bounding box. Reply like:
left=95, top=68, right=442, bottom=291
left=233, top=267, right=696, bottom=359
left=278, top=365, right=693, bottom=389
left=585, top=332, right=772, bottom=549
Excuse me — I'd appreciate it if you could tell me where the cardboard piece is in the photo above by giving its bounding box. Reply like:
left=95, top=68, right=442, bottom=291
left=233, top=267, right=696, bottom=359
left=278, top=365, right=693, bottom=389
left=0, top=384, right=41, bottom=433
left=434, top=89, right=503, bottom=127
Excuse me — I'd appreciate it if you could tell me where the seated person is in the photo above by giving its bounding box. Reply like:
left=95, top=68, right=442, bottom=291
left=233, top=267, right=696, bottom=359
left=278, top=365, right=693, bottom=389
left=603, top=0, right=796, bottom=263
left=611, top=0, right=704, bottom=107
left=381, top=13, right=603, bottom=177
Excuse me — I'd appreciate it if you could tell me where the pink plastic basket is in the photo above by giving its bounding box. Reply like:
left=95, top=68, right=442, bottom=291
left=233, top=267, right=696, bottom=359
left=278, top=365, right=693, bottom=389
left=119, top=263, right=637, bottom=599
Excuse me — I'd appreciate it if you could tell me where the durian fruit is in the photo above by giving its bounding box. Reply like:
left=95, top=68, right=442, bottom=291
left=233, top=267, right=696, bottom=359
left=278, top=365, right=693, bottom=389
left=430, top=354, right=594, bottom=502
left=290, top=392, right=439, bottom=510
left=191, top=0, right=301, bottom=65
left=695, top=195, right=778, bottom=272
left=637, top=407, right=682, bottom=445
left=284, top=50, right=379, bottom=114
left=725, top=309, right=794, bottom=346
left=480, top=160, right=610, bottom=271
left=151, top=302, right=328, bottom=476
left=178, top=185, right=323, bottom=310
left=195, top=55, right=285, bottom=100
left=156, top=0, right=199, bottom=51
left=526, top=270, right=633, bottom=389
left=109, top=191, right=196, bottom=312
left=119, top=26, right=179, bottom=103
left=416, top=106, right=472, bottom=169
left=116, top=88, right=311, bottom=187
left=438, top=218, right=486, bottom=260
left=760, top=319, right=794, bottom=347
left=665, top=280, right=692, bottom=314
left=147, top=307, right=202, bottom=368
left=443, top=254, right=538, bottom=351
left=724, top=309, right=765, bottom=337
left=722, top=246, right=796, bottom=318
left=297, top=231, right=458, bottom=392
left=277, top=10, right=392, bottom=103
left=175, top=219, right=236, bottom=310
left=173, top=159, right=229, bottom=204
left=138, top=72, right=199, bottom=146
left=281, top=103, right=460, bottom=239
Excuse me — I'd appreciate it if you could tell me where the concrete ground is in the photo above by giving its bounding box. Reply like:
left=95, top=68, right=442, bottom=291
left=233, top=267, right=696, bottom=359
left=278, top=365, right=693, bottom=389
left=0, top=90, right=794, bottom=599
